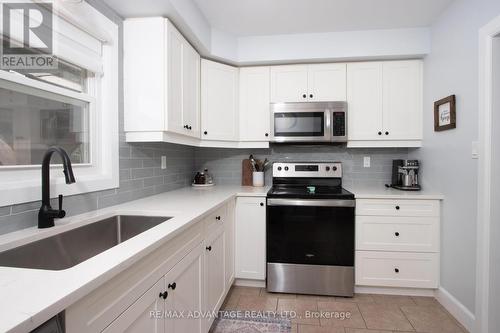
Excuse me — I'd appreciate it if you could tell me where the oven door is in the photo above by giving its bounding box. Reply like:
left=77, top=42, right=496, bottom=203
left=271, top=106, right=331, bottom=143
left=266, top=198, right=355, bottom=267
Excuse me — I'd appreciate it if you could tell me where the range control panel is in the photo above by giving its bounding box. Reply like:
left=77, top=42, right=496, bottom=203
left=273, top=162, right=342, bottom=178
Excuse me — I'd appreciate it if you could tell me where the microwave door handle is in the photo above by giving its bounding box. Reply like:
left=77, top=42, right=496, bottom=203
left=325, top=110, right=332, bottom=141
left=267, top=198, right=355, bottom=207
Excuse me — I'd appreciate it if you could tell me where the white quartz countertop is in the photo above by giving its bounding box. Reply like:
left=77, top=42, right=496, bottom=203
left=345, top=184, right=444, bottom=200
left=0, top=185, right=269, bottom=333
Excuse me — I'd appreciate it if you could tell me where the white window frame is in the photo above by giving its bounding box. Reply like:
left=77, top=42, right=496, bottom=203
left=0, top=1, right=119, bottom=206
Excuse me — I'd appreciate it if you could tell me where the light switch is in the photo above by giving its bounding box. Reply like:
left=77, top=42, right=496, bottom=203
left=472, top=141, right=479, bottom=159
left=363, top=156, right=371, bottom=168
left=161, top=156, right=167, bottom=169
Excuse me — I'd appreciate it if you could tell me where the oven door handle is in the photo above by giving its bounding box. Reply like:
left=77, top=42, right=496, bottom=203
left=267, top=198, right=355, bottom=207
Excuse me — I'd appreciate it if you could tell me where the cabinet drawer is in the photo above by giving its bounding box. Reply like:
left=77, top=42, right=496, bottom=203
left=356, top=199, right=440, bottom=217
left=205, top=204, right=228, bottom=233
left=356, top=216, right=439, bottom=252
left=355, top=251, right=439, bottom=288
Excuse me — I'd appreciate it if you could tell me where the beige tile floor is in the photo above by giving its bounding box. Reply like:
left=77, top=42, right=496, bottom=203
left=217, top=286, right=468, bottom=333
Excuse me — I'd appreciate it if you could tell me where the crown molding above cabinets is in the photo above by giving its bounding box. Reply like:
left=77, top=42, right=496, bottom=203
left=124, top=17, right=423, bottom=149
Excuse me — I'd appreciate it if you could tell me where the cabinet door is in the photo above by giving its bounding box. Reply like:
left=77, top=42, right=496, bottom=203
left=166, top=21, right=185, bottom=135
left=103, top=278, right=165, bottom=333
left=201, top=59, right=239, bottom=141
left=205, top=225, right=226, bottom=329
left=235, top=197, right=266, bottom=280
left=382, top=61, right=423, bottom=140
left=270, top=65, right=308, bottom=102
left=165, top=244, right=204, bottom=333
left=182, top=42, right=200, bottom=138
left=239, top=67, right=271, bottom=141
left=347, top=62, right=384, bottom=140
left=307, top=63, right=346, bottom=101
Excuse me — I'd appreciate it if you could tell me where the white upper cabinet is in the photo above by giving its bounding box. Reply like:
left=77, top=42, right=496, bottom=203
left=124, top=18, right=200, bottom=139
left=239, top=67, right=271, bottom=141
left=347, top=60, right=423, bottom=147
left=270, top=65, right=309, bottom=102
left=382, top=61, right=423, bottom=140
left=307, top=63, right=347, bottom=101
left=270, top=64, right=346, bottom=102
left=201, top=59, right=239, bottom=141
left=347, top=62, right=384, bottom=141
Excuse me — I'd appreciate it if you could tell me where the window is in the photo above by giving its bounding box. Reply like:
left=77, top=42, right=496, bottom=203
left=0, top=1, right=119, bottom=206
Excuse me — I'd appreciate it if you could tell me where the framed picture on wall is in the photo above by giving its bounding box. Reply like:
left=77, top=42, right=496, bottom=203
left=434, top=95, right=456, bottom=131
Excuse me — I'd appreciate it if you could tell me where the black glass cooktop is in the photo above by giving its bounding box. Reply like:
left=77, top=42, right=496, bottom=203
left=267, top=185, right=354, bottom=199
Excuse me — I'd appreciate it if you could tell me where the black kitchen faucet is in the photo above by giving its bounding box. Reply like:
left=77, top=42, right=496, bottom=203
left=38, top=147, right=76, bottom=229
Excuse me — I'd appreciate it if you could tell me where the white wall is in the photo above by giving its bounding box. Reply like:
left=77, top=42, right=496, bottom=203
left=410, top=0, right=500, bottom=315
left=489, top=35, right=500, bottom=333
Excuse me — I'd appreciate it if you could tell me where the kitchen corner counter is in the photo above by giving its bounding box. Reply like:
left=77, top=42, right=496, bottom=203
left=346, top=184, right=444, bottom=200
left=0, top=185, right=269, bottom=333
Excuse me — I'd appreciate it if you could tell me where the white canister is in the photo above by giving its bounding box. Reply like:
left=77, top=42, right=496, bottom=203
left=252, top=171, right=264, bottom=187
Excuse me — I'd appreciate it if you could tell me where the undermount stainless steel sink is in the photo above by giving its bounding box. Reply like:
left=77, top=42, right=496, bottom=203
left=0, top=215, right=171, bottom=271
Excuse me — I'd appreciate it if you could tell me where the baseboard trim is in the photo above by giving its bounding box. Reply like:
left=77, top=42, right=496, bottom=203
left=434, top=287, right=475, bottom=332
left=355, top=286, right=435, bottom=296
left=233, top=278, right=266, bottom=288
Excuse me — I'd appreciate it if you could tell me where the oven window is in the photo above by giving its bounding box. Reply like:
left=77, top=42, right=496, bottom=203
left=274, top=112, right=324, bottom=137
left=267, top=205, right=354, bottom=266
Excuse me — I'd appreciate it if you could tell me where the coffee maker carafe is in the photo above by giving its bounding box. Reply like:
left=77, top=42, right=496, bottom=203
left=390, top=160, right=421, bottom=191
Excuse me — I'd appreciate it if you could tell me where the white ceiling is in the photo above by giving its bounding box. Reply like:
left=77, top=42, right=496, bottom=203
left=194, top=0, right=453, bottom=36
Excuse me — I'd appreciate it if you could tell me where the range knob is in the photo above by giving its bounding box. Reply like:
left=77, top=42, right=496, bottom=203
left=277, top=166, right=282, bottom=171
left=326, top=166, right=330, bottom=171
left=284, top=166, right=289, bottom=171
left=332, top=166, right=338, bottom=171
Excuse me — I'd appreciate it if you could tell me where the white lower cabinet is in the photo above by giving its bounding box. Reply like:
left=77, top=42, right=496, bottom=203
left=235, top=197, right=266, bottom=280
left=355, top=198, right=441, bottom=289
left=65, top=201, right=235, bottom=333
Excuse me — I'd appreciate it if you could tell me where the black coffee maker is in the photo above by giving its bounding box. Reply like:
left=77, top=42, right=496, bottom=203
left=389, top=160, right=421, bottom=191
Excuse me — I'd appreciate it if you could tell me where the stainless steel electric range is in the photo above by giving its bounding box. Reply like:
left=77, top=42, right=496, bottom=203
left=266, top=162, right=355, bottom=297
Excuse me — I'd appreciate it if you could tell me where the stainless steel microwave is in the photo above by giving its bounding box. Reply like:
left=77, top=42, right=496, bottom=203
left=270, top=102, right=347, bottom=143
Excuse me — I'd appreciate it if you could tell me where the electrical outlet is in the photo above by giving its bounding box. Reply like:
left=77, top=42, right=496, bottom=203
left=161, top=156, right=167, bottom=169
left=363, top=156, right=371, bottom=168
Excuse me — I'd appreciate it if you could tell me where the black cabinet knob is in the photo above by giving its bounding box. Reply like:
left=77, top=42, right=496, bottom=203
left=204, top=131, right=208, bottom=135
left=216, top=216, right=221, bottom=221
left=159, top=291, right=168, bottom=299
left=188, top=125, right=192, bottom=130
left=378, top=131, right=382, bottom=135
left=385, top=131, right=389, bottom=135
left=309, top=94, right=313, bottom=98
left=168, top=282, right=176, bottom=290
left=395, top=205, right=400, bottom=210
left=395, top=232, right=400, bottom=237
left=395, top=268, right=400, bottom=273
left=302, top=94, right=307, bottom=98
left=265, top=133, right=269, bottom=137
left=260, top=202, right=264, bottom=206
left=183, top=125, right=188, bottom=129
left=206, top=246, right=212, bottom=251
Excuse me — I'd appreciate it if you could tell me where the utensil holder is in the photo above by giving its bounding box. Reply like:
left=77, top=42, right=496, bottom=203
left=252, top=171, right=264, bottom=187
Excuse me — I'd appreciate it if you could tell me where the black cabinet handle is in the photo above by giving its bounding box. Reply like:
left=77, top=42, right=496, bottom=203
left=265, top=133, right=269, bottom=137
left=378, top=131, right=382, bottom=135
left=395, top=205, right=400, bottom=210
left=159, top=291, right=168, bottom=299
left=309, top=94, right=313, bottom=98
left=260, top=202, right=264, bottom=207
left=204, top=131, right=208, bottom=135
left=188, top=125, right=192, bottom=130
left=206, top=246, right=212, bottom=251
left=215, top=216, right=221, bottom=221
left=168, top=282, right=176, bottom=290
left=184, top=125, right=188, bottom=129
left=395, top=232, right=400, bottom=237
left=395, top=268, right=400, bottom=273
left=302, top=94, right=307, bottom=98
left=385, top=131, right=389, bottom=135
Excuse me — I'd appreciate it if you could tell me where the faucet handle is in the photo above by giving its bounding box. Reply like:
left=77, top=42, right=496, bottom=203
left=57, top=194, right=66, bottom=218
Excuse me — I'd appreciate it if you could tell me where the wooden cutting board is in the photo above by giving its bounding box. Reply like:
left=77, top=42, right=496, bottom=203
left=242, top=159, right=253, bottom=186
